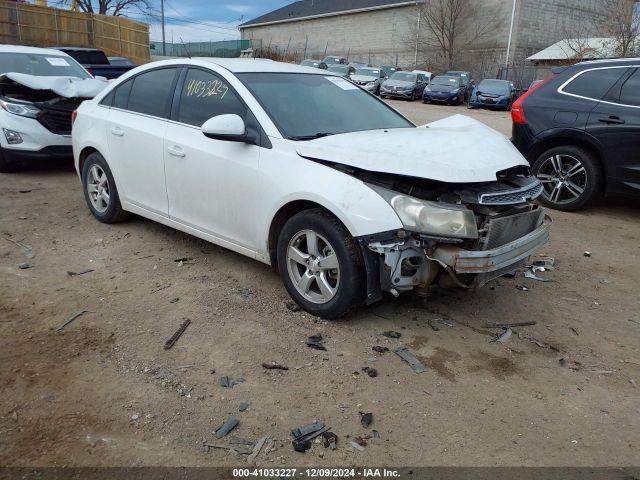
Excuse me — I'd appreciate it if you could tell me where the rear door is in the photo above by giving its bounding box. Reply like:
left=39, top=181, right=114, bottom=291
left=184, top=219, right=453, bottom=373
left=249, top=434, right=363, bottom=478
left=586, top=67, right=640, bottom=192
left=163, top=67, right=262, bottom=251
left=106, top=66, right=179, bottom=216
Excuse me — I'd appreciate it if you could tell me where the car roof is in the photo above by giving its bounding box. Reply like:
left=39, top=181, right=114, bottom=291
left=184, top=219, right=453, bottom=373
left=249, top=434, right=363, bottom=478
left=576, top=57, right=640, bottom=67
left=0, top=44, right=72, bottom=56
left=480, top=78, right=508, bottom=83
left=49, top=46, right=103, bottom=51
left=139, top=58, right=334, bottom=75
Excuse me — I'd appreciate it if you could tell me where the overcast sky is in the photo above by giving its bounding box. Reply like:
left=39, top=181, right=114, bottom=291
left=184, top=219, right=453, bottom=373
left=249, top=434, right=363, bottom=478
left=128, top=1, right=292, bottom=43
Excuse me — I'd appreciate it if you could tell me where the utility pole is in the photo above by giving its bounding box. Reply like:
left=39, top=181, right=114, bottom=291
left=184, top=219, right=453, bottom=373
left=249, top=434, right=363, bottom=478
left=505, top=0, right=517, bottom=68
left=161, top=0, right=166, bottom=56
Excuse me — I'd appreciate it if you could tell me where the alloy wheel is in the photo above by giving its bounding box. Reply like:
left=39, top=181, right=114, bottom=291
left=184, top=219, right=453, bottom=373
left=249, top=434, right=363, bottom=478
left=286, top=229, right=340, bottom=304
left=87, top=164, right=110, bottom=213
left=536, top=154, right=587, bottom=205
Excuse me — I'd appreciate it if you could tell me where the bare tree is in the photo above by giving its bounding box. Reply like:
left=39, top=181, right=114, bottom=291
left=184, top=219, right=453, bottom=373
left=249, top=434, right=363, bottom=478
left=601, top=0, right=639, bottom=57
left=52, top=0, right=152, bottom=16
left=408, top=0, right=499, bottom=71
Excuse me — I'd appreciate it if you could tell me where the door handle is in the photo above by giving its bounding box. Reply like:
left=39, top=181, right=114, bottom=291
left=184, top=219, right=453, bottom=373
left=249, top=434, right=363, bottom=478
left=110, top=126, right=124, bottom=136
left=167, top=145, right=186, bottom=158
left=598, top=116, right=625, bottom=125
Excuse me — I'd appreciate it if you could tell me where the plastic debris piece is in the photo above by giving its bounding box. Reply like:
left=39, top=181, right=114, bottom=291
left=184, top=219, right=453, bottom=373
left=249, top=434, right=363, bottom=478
left=382, top=331, right=401, bottom=339
left=372, top=430, right=380, bottom=439
left=306, top=334, right=326, bottom=351
left=524, top=268, right=553, bottom=282
left=163, top=319, right=191, bottom=350
left=349, top=440, right=365, bottom=452
left=360, top=412, right=373, bottom=428
left=492, top=328, right=512, bottom=343
left=372, top=345, right=389, bottom=353
left=56, top=309, right=90, bottom=332
left=238, top=402, right=250, bottom=412
left=248, top=435, right=269, bottom=464
left=219, top=376, right=244, bottom=388
left=393, top=346, right=427, bottom=373
left=516, top=285, right=529, bottom=291
left=262, top=362, right=289, bottom=370
left=584, top=251, right=592, bottom=257
left=215, top=416, right=239, bottom=438
left=362, top=367, right=378, bottom=378
left=322, top=431, right=337, bottom=450
left=17, top=262, right=33, bottom=269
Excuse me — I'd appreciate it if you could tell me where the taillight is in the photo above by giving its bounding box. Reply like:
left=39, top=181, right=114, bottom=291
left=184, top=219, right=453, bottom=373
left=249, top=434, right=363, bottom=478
left=71, top=110, right=78, bottom=126
left=511, top=74, right=555, bottom=125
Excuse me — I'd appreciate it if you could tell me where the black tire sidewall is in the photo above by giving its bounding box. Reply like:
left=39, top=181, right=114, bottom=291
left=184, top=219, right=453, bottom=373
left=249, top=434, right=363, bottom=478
left=277, top=209, right=365, bottom=319
left=81, top=152, right=125, bottom=223
left=532, top=146, right=602, bottom=211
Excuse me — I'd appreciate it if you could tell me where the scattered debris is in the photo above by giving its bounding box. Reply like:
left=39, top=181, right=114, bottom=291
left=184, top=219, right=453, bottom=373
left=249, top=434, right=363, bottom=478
left=438, top=318, right=455, bottom=327
left=215, top=416, right=239, bottom=438
left=56, top=310, right=90, bottom=332
left=237, top=288, right=254, bottom=299
left=427, top=319, right=440, bottom=331
left=17, top=262, right=33, bottom=269
left=19, top=189, right=32, bottom=193
left=382, top=331, right=402, bottom=339
left=532, top=257, right=555, bottom=270
left=3, top=237, right=30, bottom=250
left=322, top=431, right=337, bottom=450
left=306, top=334, right=327, bottom=351
left=174, top=257, right=192, bottom=262
left=262, top=362, right=289, bottom=370
left=219, top=376, right=245, bottom=388
left=492, top=328, right=513, bottom=344
left=516, top=285, right=529, bottom=291
left=66, top=268, right=94, bottom=277
left=360, top=412, right=373, bottom=428
left=394, top=346, right=427, bottom=373
left=372, top=345, right=389, bottom=353
left=247, top=435, right=270, bottom=464
left=524, top=268, right=553, bottom=282
left=372, top=430, right=380, bottom=439
left=286, top=301, right=302, bottom=312
left=291, top=421, right=329, bottom=452
left=487, top=321, right=536, bottom=328
left=591, top=369, right=615, bottom=375
left=169, top=297, right=180, bottom=303
left=349, top=440, right=365, bottom=451
left=361, top=366, right=378, bottom=378
left=177, top=364, right=195, bottom=370
left=163, top=319, right=191, bottom=350
left=230, top=437, right=254, bottom=446
left=570, top=327, right=580, bottom=336
left=559, top=358, right=568, bottom=368
left=204, top=443, right=252, bottom=455
left=238, top=402, right=250, bottom=412
left=584, top=251, right=592, bottom=257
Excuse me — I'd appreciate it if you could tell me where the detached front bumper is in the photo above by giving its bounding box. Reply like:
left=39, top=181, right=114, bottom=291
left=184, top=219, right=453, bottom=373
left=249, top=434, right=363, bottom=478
left=431, top=215, right=551, bottom=274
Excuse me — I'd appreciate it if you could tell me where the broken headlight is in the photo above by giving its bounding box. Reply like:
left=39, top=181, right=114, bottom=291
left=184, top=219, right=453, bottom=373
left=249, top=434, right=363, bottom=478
left=0, top=99, right=41, bottom=119
left=369, top=185, right=478, bottom=239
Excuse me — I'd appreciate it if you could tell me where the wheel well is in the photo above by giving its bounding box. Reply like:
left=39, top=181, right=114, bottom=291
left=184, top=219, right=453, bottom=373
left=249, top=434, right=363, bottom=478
left=78, top=147, right=99, bottom=175
left=268, top=200, right=333, bottom=268
left=526, top=137, right=605, bottom=176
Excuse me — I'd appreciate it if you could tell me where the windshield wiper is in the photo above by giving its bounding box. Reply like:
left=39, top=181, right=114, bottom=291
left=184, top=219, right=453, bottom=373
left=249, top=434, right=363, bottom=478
left=289, top=132, right=335, bottom=141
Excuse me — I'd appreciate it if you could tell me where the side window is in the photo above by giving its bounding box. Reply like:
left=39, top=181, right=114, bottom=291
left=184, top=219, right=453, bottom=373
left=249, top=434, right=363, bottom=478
left=113, top=79, right=132, bottom=109
left=127, top=68, right=177, bottom=118
left=563, top=68, right=628, bottom=100
left=417, top=74, right=425, bottom=83
left=620, top=69, right=640, bottom=107
left=100, top=89, right=115, bottom=107
left=177, top=68, right=246, bottom=127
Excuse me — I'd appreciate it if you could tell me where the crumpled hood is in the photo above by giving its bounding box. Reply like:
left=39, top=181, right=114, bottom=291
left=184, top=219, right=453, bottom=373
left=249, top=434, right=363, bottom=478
left=0, top=72, right=108, bottom=98
left=295, top=115, right=529, bottom=183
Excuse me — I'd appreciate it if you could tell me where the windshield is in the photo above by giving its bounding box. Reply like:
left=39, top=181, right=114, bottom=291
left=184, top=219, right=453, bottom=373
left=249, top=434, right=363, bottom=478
left=355, top=68, right=379, bottom=78
left=238, top=73, right=414, bottom=139
left=328, top=66, right=348, bottom=74
left=478, top=80, right=509, bottom=94
left=323, top=57, right=342, bottom=64
left=390, top=72, right=416, bottom=82
left=431, top=76, right=460, bottom=87
left=0, top=53, right=90, bottom=78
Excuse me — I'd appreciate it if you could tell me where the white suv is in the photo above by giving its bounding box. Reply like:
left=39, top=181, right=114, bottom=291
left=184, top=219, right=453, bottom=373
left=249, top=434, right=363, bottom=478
left=72, top=58, right=550, bottom=318
left=0, top=45, right=99, bottom=172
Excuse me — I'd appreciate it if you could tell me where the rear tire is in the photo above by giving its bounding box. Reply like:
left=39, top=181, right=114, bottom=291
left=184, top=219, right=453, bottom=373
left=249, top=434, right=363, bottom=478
left=531, top=145, right=602, bottom=211
left=81, top=152, right=130, bottom=223
left=277, top=208, right=366, bottom=319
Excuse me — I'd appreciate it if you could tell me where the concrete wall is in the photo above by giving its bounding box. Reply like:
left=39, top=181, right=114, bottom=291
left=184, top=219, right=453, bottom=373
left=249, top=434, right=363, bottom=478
left=241, top=4, right=419, bottom=67
left=240, top=0, right=614, bottom=71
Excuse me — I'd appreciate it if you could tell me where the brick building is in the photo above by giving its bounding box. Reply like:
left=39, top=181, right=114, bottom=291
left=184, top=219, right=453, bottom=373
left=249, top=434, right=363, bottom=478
left=239, top=0, right=613, bottom=74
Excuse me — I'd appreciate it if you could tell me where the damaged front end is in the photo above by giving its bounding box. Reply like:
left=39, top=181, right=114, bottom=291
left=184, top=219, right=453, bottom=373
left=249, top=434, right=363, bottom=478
left=354, top=167, right=551, bottom=303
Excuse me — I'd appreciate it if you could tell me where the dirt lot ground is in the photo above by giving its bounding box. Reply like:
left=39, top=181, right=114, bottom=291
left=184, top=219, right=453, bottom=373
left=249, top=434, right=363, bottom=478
left=1, top=101, right=639, bottom=469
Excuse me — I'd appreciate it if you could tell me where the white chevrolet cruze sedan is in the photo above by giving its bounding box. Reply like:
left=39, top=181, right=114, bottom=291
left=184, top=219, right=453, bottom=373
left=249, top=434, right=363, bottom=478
left=72, top=58, right=550, bottom=318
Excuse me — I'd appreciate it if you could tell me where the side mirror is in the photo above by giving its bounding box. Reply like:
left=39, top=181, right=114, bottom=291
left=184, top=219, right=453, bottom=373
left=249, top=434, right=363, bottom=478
left=202, top=114, right=248, bottom=142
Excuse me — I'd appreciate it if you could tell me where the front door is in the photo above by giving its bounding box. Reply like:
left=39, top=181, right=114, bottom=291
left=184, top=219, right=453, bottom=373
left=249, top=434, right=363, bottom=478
left=164, top=67, right=262, bottom=251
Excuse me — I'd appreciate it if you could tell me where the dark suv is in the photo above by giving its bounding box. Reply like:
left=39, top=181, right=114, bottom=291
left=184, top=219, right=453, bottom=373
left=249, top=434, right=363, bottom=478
left=511, top=58, right=640, bottom=211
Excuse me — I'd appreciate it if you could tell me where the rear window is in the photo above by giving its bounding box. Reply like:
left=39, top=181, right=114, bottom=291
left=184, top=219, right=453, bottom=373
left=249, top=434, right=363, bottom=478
left=127, top=68, right=177, bottom=118
left=563, top=67, right=628, bottom=100
left=61, top=49, right=109, bottom=65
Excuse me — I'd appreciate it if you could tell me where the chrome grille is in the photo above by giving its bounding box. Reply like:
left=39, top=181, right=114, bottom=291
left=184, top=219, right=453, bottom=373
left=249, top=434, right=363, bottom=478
left=479, top=181, right=543, bottom=205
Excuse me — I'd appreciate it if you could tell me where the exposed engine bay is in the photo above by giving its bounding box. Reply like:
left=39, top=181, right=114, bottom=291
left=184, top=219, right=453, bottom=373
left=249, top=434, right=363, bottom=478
left=310, top=158, right=550, bottom=302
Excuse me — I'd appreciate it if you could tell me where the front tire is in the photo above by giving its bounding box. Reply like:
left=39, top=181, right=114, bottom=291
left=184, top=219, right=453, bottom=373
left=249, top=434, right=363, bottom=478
left=277, top=209, right=366, bottom=319
left=81, top=152, right=129, bottom=223
left=532, top=145, right=602, bottom=211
